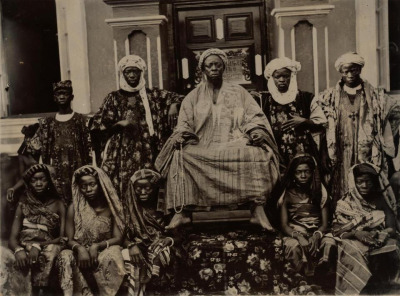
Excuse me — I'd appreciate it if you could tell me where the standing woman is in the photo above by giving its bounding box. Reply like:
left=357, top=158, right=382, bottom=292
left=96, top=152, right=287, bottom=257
left=259, top=58, right=327, bottom=171
left=57, top=165, right=126, bottom=296
left=1, top=164, right=66, bottom=296
left=90, top=55, right=184, bottom=197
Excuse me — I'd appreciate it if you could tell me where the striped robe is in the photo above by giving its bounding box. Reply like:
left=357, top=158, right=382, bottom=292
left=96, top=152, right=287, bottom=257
left=156, top=81, right=280, bottom=213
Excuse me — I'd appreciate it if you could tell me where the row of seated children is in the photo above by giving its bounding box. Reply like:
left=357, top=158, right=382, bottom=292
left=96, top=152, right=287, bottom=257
left=1, top=155, right=399, bottom=295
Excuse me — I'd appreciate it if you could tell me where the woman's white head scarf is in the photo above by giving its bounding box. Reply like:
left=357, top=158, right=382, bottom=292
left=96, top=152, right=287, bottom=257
left=117, top=55, right=154, bottom=135
left=264, top=57, right=301, bottom=105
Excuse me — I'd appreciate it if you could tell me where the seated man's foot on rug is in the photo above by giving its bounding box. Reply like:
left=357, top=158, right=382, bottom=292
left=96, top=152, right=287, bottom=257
left=250, top=205, right=275, bottom=232
left=165, top=212, right=191, bottom=230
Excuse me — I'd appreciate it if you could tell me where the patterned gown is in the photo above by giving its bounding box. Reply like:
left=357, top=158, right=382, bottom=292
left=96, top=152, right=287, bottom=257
left=90, top=88, right=184, bottom=198
left=26, top=113, right=92, bottom=203
left=57, top=215, right=125, bottom=296
left=257, top=91, right=326, bottom=170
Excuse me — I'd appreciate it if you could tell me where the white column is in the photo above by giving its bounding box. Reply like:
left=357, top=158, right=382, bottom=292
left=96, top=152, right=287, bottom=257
left=355, top=0, right=378, bottom=87
left=55, top=0, right=91, bottom=114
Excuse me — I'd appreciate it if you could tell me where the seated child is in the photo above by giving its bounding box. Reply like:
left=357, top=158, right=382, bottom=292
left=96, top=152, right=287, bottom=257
left=279, top=155, right=336, bottom=277
left=122, top=169, right=179, bottom=295
left=0, top=164, right=66, bottom=296
left=333, top=163, right=400, bottom=295
left=57, top=165, right=126, bottom=296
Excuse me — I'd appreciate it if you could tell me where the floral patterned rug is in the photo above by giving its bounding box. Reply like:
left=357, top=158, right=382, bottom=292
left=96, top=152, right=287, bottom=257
left=171, top=228, right=326, bottom=295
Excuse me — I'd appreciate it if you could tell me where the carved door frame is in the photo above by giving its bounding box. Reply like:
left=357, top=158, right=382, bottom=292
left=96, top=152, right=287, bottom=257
left=172, top=0, right=268, bottom=94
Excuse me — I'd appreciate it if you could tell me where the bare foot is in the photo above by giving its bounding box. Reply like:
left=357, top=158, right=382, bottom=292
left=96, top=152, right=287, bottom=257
left=165, top=212, right=191, bottom=230
left=250, top=205, right=275, bottom=232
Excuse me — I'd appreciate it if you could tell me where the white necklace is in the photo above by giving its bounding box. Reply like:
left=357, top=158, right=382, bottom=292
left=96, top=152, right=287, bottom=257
left=343, top=84, right=362, bottom=95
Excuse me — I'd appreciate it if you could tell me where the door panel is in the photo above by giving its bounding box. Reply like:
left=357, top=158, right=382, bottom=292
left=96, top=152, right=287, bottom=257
left=174, top=1, right=266, bottom=94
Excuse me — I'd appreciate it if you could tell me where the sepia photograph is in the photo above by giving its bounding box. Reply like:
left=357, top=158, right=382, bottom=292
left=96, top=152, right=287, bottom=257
left=0, top=0, right=400, bottom=295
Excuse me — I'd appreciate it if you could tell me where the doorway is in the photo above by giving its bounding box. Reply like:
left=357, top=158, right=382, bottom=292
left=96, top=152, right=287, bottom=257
left=2, top=0, right=60, bottom=116
left=173, top=0, right=267, bottom=94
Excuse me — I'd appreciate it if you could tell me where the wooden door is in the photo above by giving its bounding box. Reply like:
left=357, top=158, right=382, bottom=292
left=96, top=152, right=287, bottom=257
left=173, top=0, right=266, bottom=94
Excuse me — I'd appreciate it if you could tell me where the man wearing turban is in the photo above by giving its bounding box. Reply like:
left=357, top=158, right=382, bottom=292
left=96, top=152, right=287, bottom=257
left=318, top=52, right=400, bottom=208
left=256, top=57, right=327, bottom=170
left=90, top=55, right=185, bottom=198
left=155, top=48, right=280, bottom=230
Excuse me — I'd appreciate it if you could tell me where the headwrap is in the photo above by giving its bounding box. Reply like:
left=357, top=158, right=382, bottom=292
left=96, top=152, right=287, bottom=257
left=124, top=169, right=172, bottom=285
left=124, top=169, right=164, bottom=246
left=53, top=80, right=73, bottom=93
left=21, top=164, right=62, bottom=238
left=264, top=57, right=301, bottom=105
left=72, top=165, right=125, bottom=242
left=353, top=163, right=379, bottom=178
left=117, top=55, right=154, bottom=136
left=198, top=48, right=228, bottom=70
left=334, top=52, right=365, bottom=72
left=131, top=169, right=161, bottom=186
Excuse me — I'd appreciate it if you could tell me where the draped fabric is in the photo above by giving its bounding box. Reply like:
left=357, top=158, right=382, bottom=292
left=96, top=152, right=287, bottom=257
left=57, top=165, right=126, bottom=296
left=333, top=163, right=400, bottom=295
left=156, top=81, right=280, bottom=213
left=124, top=173, right=164, bottom=247
left=122, top=169, right=177, bottom=294
left=71, top=165, right=125, bottom=245
left=57, top=246, right=125, bottom=296
left=20, top=164, right=62, bottom=242
left=332, top=163, right=397, bottom=235
left=0, top=245, right=62, bottom=294
left=0, top=164, right=63, bottom=293
left=318, top=79, right=400, bottom=204
left=90, top=88, right=184, bottom=197
left=117, top=55, right=154, bottom=136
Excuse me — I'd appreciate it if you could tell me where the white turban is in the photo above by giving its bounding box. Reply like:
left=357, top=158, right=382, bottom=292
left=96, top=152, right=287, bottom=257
left=264, top=57, right=301, bottom=80
left=334, top=52, right=365, bottom=72
left=117, top=55, right=154, bottom=136
left=118, top=55, right=147, bottom=92
left=264, top=57, right=301, bottom=105
left=198, top=48, right=228, bottom=70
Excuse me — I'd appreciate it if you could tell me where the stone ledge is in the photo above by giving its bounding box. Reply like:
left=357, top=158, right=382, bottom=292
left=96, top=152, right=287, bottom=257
left=0, top=117, right=39, bottom=155
left=271, top=4, right=335, bottom=18
left=105, top=15, right=168, bottom=27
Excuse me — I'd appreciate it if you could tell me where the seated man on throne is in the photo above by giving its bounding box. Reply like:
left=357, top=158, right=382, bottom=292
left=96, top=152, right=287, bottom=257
left=155, top=48, right=281, bottom=231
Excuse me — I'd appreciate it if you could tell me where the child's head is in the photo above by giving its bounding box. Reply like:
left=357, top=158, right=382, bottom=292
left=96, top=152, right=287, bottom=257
left=131, top=169, right=161, bottom=203
left=291, top=155, right=315, bottom=186
left=75, top=166, right=102, bottom=202
left=53, top=80, right=73, bottom=108
left=23, top=164, right=54, bottom=196
left=79, top=175, right=101, bottom=202
left=353, top=163, right=380, bottom=198
left=29, top=171, right=49, bottom=195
